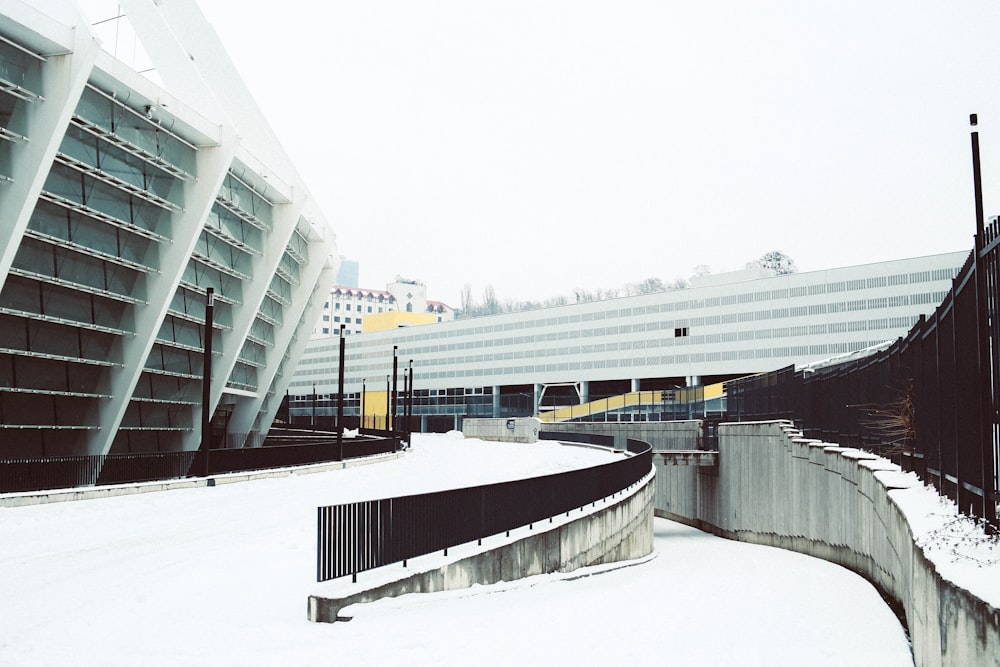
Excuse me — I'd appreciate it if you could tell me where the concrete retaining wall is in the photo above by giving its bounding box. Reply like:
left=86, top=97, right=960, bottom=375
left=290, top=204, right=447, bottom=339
left=462, top=417, right=542, bottom=443
left=653, top=420, right=1000, bottom=667
left=308, top=468, right=655, bottom=623
left=539, top=420, right=702, bottom=451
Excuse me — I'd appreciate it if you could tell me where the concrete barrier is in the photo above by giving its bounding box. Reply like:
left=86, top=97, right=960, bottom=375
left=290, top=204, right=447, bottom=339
left=462, top=417, right=542, bottom=443
left=308, top=468, right=655, bottom=622
left=0, top=451, right=404, bottom=508
left=653, top=420, right=1000, bottom=667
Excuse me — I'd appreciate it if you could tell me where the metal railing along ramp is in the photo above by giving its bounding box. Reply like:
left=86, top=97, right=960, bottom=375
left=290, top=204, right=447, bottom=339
left=315, top=439, right=652, bottom=583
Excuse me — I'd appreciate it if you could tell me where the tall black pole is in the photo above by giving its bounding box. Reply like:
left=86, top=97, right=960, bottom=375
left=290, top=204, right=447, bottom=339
left=337, top=324, right=346, bottom=460
left=391, top=345, right=399, bottom=433
left=407, top=359, right=414, bottom=439
left=311, top=383, right=316, bottom=429
left=201, top=287, right=214, bottom=478
left=970, top=114, right=997, bottom=529
left=361, top=379, right=366, bottom=431
left=385, top=375, right=390, bottom=431
left=402, top=365, right=409, bottom=436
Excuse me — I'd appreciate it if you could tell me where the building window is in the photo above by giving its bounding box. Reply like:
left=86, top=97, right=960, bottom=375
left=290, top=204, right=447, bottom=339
left=675, top=327, right=689, bottom=337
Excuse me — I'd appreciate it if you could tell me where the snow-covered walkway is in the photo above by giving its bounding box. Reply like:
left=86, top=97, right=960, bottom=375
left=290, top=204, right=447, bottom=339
left=0, top=433, right=910, bottom=665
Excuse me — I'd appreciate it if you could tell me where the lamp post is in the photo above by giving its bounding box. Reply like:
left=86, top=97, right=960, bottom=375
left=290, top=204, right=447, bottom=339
left=391, top=345, right=399, bottom=433
left=337, top=324, right=345, bottom=460
left=201, top=287, right=214, bottom=478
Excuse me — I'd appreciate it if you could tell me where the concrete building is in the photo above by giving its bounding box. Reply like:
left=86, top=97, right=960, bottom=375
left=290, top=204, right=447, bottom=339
left=291, top=251, right=967, bottom=431
left=0, top=0, right=337, bottom=456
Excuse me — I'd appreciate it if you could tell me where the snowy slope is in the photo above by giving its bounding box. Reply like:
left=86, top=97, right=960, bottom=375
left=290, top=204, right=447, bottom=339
left=0, top=433, right=911, bottom=665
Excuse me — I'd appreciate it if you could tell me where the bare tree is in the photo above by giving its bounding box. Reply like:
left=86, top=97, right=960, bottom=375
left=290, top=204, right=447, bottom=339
left=748, top=250, right=797, bottom=275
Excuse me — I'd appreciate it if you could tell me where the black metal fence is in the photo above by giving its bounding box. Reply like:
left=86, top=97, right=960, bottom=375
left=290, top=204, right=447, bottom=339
left=727, top=244, right=998, bottom=528
left=0, top=435, right=400, bottom=494
left=316, top=440, right=652, bottom=582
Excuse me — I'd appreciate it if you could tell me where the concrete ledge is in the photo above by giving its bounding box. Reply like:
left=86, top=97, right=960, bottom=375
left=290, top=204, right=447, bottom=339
left=307, top=469, right=655, bottom=623
left=0, top=451, right=404, bottom=507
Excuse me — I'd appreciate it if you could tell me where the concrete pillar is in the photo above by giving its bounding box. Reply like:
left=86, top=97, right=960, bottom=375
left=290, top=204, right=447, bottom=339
left=420, top=415, right=428, bottom=432
left=686, top=375, right=701, bottom=387
left=631, top=378, right=641, bottom=392
left=492, top=385, right=501, bottom=418
left=533, top=383, right=542, bottom=416
left=580, top=381, right=590, bottom=404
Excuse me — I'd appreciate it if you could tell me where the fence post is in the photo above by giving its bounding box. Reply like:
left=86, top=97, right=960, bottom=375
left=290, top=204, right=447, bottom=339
left=970, top=114, right=998, bottom=528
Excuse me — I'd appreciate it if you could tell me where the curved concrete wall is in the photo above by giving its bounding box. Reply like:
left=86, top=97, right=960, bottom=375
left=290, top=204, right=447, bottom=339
left=308, top=469, right=654, bottom=622
left=654, top=420, right=1000, bottom=667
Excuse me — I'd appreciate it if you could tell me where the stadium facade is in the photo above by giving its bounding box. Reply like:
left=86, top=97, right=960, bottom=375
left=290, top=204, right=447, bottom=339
left=291, top=251, right=968, bottom=430
left=0, top=0, right=338, bottom=457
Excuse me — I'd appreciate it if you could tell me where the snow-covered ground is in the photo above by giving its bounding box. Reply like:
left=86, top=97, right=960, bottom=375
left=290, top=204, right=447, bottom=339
left=0, top=433, right=912, bottom=665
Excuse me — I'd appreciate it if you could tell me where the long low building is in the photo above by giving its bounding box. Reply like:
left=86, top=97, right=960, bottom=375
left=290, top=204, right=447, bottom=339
left=291, top=251, right=968, bottom=431
left=1, top=0, right=337, bottom=457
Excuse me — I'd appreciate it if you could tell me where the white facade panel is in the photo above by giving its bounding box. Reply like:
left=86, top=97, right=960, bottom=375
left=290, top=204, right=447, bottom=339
left=0, top=0, right=336, bottom=456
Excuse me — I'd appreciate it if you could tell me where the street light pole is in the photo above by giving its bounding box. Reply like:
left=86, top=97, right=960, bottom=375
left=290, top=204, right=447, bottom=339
left=391, top=345, right=399, bottom=433
left=201, top=287, right=214, bottom=478
left=337, top=324, right=345, bottom=460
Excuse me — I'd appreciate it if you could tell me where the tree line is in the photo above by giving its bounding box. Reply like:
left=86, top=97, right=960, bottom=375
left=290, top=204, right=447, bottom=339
left=458, top=251, right=796, bottom=319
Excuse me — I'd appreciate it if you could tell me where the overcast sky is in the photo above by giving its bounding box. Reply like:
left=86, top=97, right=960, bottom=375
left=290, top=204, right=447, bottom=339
left=192, top=1, right=1000, bottom=307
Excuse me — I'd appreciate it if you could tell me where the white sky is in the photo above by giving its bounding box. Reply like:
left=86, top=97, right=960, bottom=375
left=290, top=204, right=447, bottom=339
left=0, top=434, right=913, bottom=665
left=191, top=0, right=1000, bottom=307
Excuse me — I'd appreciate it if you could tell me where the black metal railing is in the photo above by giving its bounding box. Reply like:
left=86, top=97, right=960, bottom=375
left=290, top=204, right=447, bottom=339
left=0, top=436, right=400, bottom=494
left=316, top=440, right=652, bottom=582
left=727, top=246, right=999, bottom=528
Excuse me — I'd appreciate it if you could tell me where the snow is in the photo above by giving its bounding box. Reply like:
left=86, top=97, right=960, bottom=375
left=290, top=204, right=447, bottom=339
left=874, top=470, right=1000, bottom=608
left=0, top=433, right=912, bottom=665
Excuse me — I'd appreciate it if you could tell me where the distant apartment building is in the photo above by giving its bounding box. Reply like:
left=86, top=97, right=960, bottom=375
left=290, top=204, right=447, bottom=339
left=312, top=277, right=455, bottom=337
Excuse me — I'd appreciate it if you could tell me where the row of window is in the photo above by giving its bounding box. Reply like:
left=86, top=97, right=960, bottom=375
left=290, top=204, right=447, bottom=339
left=305, top=288, right=950, bottom=361
left=301, top=311, right=921, bottom=370
left=289, top=339, right=893, bottom=390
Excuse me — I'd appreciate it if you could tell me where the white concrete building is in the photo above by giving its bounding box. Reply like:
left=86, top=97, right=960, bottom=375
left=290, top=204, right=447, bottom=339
left=0, top=0, right=337, bottom=456
left=291, top=251, right=967, bottom=430
left=312, top=277, right=455, bottom=338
